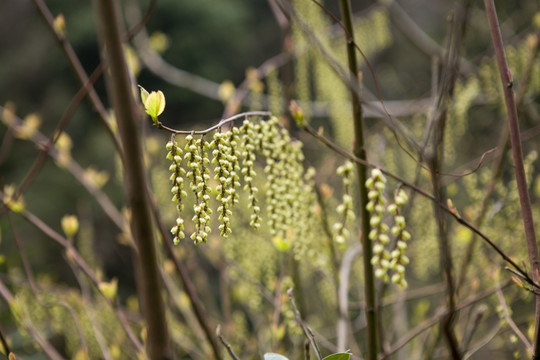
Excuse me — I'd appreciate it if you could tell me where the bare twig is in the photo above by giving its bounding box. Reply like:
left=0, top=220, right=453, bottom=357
left=155, top=111, right=272, bottom=135
left=0, top=106, right=127, bottom=232
left=380, top=279, right=512, bottom=359
left=216, top=325, right=240, bottom=360
left=495, top=286, right=533, bottom=352
left=427, top=2, right=472, bottom=357
left=460, top=304, right=487, bottom=353
left=287, top=288, right=323, bottom=360
left=462, top=324, right=501, bottom=360
left=32, top=0, right=122, bottom=155
left=337, top=244, right=362, bottom=352
left=483, top=1, right=540, bottom=357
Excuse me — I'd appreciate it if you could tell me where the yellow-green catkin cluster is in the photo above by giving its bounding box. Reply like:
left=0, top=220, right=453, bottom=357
left=260, top=117, right=309, bottom=239
left=239, top=120, right=262, bottom=229
left=211, top=131, right=239, bottom=238
left=366, top=168, right=411, bottom=288
left=165, top=116, right=315, bottom=245
left=333, top=161, right=356, bottom=244
left=185, top=135, right=213, bottom=244
left=167, top=136, right=188, bottom=244
left=387, top=188, right=411, bottom=287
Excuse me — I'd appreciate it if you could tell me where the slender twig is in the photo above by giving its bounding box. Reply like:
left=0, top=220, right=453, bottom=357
left=32, top=0, right=122, bottom=155
left=216, top=325, right=240, bottom=360
left=460, top=304, right=487, bottom=353
left=386, top=1, right=475, bottom=74
left=337, top=244, right=362, bottom=352
left=462, top=324, right=501, bottom=360
left=15, top=61, right=115, bottom=200
left=287, top=288, right=323, bottom=360
left=380, top=279, right=512, bottom=359
left=483, top=2, right=540, bottom=357
left=335, top=1, right=378, bottom=358
left=495, top=286, right=533, bottom=352
left=427, top=2, right=472, bottom=357
left=0, top=106, right=127, bottom=231
left=156, top=111, right=271, bottom=135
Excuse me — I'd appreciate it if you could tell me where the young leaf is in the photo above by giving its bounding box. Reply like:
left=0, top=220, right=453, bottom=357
left=263, top=353, right=289, bottom=360
left=322, top=353, right=351, bottom=360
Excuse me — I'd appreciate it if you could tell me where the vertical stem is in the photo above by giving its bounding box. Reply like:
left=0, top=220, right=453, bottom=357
left=483, top=1, right=540, bottom=358
left=337, top=1, right=377, bottom=358
left=92, top=1, right=171, bottom=359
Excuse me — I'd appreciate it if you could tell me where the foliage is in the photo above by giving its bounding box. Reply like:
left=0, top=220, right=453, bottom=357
left=1, top=0, right=540, bottom=360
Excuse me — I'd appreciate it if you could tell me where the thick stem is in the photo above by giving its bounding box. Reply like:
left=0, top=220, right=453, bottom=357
left=337, top=1, right=377, bottom=358
left=92, top=1, right=171, bottom=358
left=483, top=1, right=540, bottom=358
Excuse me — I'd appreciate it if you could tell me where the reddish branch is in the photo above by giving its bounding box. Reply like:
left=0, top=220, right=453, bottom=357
left=483, top=1, right=540, bottom=358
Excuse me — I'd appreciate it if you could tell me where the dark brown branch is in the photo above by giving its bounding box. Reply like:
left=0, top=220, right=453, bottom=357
left=92, top=0, right=171, bottom=357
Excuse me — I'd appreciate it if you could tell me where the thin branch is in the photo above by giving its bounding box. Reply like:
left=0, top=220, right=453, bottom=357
left=386, top=1, right=475, bottom=74
left=460, top=304, right=487, bottom=353
left=335, top=0, right=378, bottom=358
left=155, top=111, right=272, bottom=135
left=92, top=0, right=171, bottom=358
left=287, top=288, right=323, bottom=360
left=337, top=244, right=362, bottom=352
left=32, top=0, right=122, bottom=155
left=483, top=1, right=540, bottom=357
left=380, top=279, right=512, bottom=359
left=0, top=106, right=127, bottom=232
left=462, top=324, right=501, bottom=360
left=216, top=325, right=240, bottom=360
left=495, top=286, right=533, bottom=352
left=66, top=255, right=115, bottom=360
